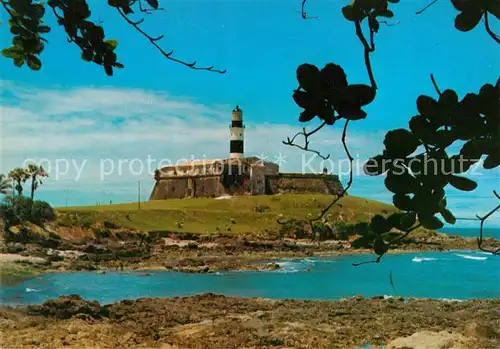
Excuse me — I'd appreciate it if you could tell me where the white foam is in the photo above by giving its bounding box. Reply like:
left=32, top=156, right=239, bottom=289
left=455, top=254, right=487, bottom=261
left=25, top=288, right=39, bottom=292
left=412, top=257, right=437, bottom=263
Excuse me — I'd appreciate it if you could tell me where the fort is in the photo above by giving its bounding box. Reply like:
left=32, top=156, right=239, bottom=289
left=149, top=106, right=344, bottom=200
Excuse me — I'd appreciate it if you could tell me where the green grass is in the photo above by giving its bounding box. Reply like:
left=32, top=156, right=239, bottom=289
left=57, top=194, right=396, bottom=234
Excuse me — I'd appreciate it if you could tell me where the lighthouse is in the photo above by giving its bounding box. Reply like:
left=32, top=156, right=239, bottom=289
left=230, top=105, right=244, bottom=159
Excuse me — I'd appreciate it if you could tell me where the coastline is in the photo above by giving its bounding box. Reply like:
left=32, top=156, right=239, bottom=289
left=1, top=227, right=497, bottom=278
left=1, top=293, right=498, bottom=349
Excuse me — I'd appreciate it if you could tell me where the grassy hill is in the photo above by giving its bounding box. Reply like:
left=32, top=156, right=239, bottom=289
left=57, top=194, right=396, bottom=235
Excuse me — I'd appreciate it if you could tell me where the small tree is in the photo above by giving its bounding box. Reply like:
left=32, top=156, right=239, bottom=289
left=25, top=164, right=48, bottom=201
left=0, top=174, right=12, bottom=196
left=8, top=168, right=28, bottom=197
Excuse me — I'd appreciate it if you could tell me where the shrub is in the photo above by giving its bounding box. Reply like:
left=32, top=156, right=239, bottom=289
left=0, top=196, right=55, bottom=228
left=103, top=221, right=120, bottom=229
left=93, top=228, right=111, bottom=239
left=31, top=200, right=56, bottom=225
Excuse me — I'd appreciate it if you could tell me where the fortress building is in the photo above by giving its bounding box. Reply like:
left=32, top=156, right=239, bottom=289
left=149, top=106, right=344, bottom=200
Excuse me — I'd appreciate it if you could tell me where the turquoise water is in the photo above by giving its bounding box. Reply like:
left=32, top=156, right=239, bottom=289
left=440, top=227, right=500, bottom=238
left=1, top=250, right=499, bottom=305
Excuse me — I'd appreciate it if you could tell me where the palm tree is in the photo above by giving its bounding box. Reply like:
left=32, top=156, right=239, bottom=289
left=0, top=174, right=12, bottom=195
left=25, top=164, right=48, bottom=200
left=8, top=168, right=29, bottom=197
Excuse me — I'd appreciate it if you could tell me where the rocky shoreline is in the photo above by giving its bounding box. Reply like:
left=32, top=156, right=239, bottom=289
left=1, top=224, right=498, bottom=280
left=0, top=293, right=499, bottom=348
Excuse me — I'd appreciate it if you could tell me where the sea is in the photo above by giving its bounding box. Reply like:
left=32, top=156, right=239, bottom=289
left=1, top=249, right=499, bottom=306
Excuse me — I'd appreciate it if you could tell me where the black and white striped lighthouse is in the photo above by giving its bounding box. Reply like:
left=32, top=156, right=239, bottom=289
left=230, top=105, right=245, bottom=159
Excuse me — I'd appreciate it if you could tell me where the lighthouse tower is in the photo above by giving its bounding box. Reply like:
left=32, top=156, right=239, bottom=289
left=230, top=105, right=245, bottom=159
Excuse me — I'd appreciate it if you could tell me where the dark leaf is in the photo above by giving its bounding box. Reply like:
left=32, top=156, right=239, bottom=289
left=461, top=139, right=486, bottom=159
left=439, top=196, right=447, bottom=210
left=373, top=236, right=389, bottom=256
left=351, top=235, right=374, bottom=249
left=293, top=90, right=317, bottom=109
left=483, top=153, right=500, bottom=169
left=296, top=64, right=320, bottom=92
left=364, top=155, right=388, bottom=176
left=320, top=63, right=348, bottom=92
left=418, top=213, right=444, bottom=230
left=449, top=175, right=477, bottom=191
left=385, top=170, right=420, bottom=194
left=417, top=95, right=439, bottom=117
left=318, top=104, right=335, bottom=125
left=354, top=222, right=372, bottom=236
left=376, top=9, right=394, bottom=18
left=447, top=155, right=473, bottom=174
left=450, top=0, right=476, bottom=12
left=441, top=209, right=456, bottom=225
left=384, top=129, right=420, bottom=158
left=371, top=214, right=391, bottom=234
left=38, top=25, right=51, bottom=33
left=478, top=83, right=497, bottom=114
left=104, top=39, right=119, bottom=49
left=387, top=213, right=404, bottom=228
left=336, top=102, right=367, bottom=120
left=146, top=0, right=159, bottom=9
left=454, top=10, right=483, bottom=32
left=26, top=55, right=41, bottom=71
left=399, top=212, right=417, bottom=230
left=104, top=64, right=113, bottom=76
left=299, top=109, right=317, bottom=122
left=13, top=57, right=24, bottom=67
left=438, top=89, right=458, bottom=112
left=409, top=115, right=433, bottom=141
left=342, top=84, right=376, bottom=106
left=342, top=5, right=363, bottom=21
left=393, top=193, right=413, bottom=211
left=488, top=1, right=500, bottom=19
left=2, top=46, right=24, bottom=59
left=81, top=50, right=93, bottom=62
left=433, top=130, right=457, bottom=149
left=460, top=93, right=481, bottom=114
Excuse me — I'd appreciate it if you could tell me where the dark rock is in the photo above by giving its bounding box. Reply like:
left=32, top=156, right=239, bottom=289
left=27, top=295, right=109, bottom=320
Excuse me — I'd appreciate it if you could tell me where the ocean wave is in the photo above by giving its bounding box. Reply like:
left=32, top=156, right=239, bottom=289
left=476, top=251, right=494, bottom=255
left=412, top=257, right=437, bottom=263
left=455, top=254, right=488, bottom=261
left=25, top=288, right=39, bottom=292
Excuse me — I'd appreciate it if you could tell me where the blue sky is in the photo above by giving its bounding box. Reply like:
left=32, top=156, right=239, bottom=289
left=1, top=0, right=499, bottom=226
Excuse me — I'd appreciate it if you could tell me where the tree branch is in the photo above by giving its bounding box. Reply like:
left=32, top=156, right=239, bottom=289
left=416, top=0, right=439, bottom=15
left=116, top=8, right=226, bottom=73
left=300, top=0, right=318, bottom=20
left=311, top=120, right=353, bottom=222
left=475, top=190, right=500, bottom=255
left=355, top=20, right=377, bottom=90
left=352, top=254, right=383, bottom=266
left=430, top=73, right=442, bottom=96
left=484, top=12, right=500, bottom=45
left=283, top=121, right=331, bottom=160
